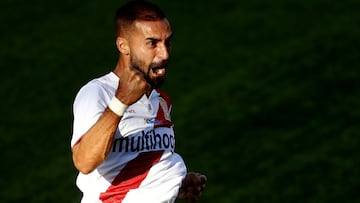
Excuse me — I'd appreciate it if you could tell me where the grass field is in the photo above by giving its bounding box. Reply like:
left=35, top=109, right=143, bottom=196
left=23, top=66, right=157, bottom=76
left=0, top=0, right=359, bottom=202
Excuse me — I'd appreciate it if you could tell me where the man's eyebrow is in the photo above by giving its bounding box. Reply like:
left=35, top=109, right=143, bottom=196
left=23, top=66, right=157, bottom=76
left=145, top=34, right=173, bottom=41
left=146, top=37, right=160, bottom=41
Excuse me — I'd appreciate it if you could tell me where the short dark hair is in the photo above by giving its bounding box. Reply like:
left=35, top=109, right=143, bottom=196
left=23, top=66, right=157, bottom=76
left=114, top=0, right=166, bottom=36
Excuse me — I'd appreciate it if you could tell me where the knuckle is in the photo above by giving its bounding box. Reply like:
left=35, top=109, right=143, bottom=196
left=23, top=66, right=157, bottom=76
left=134, top=75, right=142, bottom=82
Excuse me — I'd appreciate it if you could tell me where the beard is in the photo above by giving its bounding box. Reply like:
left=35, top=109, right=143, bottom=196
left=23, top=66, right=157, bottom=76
left=130, top=55, right=168, bottom=89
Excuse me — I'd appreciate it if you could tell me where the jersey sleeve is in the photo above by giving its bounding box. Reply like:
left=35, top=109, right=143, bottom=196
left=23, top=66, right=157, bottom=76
left=71, top=83, right=109, bottom=148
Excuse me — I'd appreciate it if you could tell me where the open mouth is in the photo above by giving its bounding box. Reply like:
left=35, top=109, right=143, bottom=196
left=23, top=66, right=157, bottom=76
left=151, top=67, right=166, bottom=77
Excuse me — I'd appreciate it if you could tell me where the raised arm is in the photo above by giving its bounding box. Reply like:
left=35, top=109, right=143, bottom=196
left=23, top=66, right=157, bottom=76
left=72, top=66, right=150, bottom=174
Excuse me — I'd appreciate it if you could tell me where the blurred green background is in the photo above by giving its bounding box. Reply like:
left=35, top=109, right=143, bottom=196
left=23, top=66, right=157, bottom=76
left=0, top=0, right=359, bottom=202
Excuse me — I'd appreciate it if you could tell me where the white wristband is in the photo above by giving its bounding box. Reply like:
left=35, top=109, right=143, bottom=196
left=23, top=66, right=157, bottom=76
left=108, top=97, right=128, bottom=116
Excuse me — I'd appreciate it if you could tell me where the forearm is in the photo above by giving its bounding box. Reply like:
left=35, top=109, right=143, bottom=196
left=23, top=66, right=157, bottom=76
left=72, top=62, right=149, bottom=174
left=72, top=108, right=121, bottom=174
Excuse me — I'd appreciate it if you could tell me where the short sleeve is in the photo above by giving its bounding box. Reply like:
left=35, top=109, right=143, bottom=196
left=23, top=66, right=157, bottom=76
left=71, top=83, right=109, bottom=147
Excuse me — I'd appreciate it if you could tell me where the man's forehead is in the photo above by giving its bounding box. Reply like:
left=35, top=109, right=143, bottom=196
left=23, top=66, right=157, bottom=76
left=133, top=19, right=172, bottom=38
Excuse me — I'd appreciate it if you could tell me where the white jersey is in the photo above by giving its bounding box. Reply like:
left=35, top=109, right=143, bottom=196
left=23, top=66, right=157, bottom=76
left=71, top=72, right=187, bottom=203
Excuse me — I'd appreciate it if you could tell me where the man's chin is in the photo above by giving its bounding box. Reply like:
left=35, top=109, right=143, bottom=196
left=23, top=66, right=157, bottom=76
left=150, top=77, right=165, bottom=89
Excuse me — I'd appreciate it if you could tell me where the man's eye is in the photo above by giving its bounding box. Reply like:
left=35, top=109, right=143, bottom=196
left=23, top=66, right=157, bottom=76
left=149, top=40, right=157, bottom=46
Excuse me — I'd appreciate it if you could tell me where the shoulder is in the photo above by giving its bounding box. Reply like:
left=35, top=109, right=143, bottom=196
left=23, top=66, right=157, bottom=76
left=74, top=73, right=117, bottom=105
left=76, top=79, right=106, bottom=100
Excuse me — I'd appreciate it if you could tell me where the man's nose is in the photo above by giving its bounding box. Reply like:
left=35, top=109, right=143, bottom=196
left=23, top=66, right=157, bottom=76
left=157, top=43, right=169, bottom=60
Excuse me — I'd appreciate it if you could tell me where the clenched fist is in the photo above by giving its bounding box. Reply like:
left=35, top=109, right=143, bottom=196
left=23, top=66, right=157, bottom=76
left=115, top=66, right=151, bottom=105
left=178, top=172, right=207, bottom=202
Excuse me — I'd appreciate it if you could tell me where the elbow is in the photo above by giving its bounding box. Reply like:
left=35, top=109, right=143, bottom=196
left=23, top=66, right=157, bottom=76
left=72, top=149, right=97, bottom=174
left=73, top=155, right=95, bottom=174
left=79, top=168, right=93, bottom=175
left=74, top=160, right=94, bottom=174
left=72, top=142, right=108, bottom=174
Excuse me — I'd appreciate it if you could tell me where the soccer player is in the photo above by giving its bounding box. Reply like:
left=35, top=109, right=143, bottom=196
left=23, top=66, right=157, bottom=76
left=70, top=1, right=207, bottom=202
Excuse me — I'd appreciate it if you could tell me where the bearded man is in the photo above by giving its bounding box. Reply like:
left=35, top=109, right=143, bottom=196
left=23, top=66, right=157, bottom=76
left=70, top=1, right=206, bottom=202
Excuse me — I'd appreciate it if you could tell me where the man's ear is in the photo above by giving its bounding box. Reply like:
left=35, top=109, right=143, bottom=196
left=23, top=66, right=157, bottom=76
left=116, top=37, right=130, bottom=55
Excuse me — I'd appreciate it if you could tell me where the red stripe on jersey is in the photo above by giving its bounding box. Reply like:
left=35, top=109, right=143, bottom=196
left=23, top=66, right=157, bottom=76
left=99, top=150, right=164, bottom=202
left=155, top=89, right=172, bottom=128
left=154, top=103, right=172, bottom=128
left=156, top=88, right=172, bottom=107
